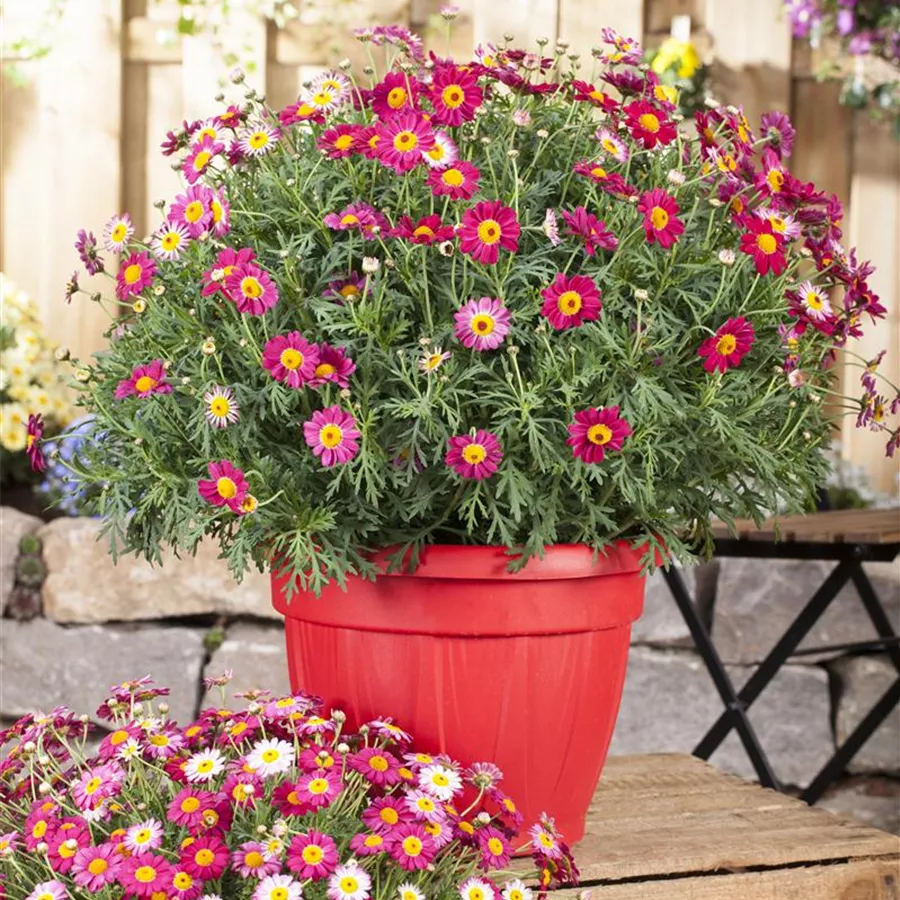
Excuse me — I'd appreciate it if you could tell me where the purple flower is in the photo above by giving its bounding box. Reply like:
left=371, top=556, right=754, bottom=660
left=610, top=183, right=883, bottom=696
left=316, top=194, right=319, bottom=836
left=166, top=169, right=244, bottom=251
left=74, top=229, right=104, bottom=275
left=759, top=110, right=796, bottom=159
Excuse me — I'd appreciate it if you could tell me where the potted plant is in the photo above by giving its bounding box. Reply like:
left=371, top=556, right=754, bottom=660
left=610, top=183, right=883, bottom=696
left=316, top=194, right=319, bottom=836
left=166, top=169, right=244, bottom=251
left=42, top=23, right=897, bottom=841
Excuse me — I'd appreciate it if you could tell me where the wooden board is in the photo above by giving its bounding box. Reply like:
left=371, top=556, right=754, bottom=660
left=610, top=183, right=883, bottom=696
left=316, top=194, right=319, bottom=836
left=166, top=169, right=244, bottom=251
left=710, top=508, right=900, bottom=544
left=559, top=754, right=900, bottom=899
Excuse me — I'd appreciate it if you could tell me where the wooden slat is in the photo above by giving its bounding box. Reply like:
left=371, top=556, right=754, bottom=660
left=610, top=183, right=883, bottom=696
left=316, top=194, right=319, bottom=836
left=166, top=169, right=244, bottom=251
left=644, top=0, right=705, bottom=36
left=474, top=0, right=559, bottom=51
left=711, top=509, right=900, bottom=544
left=559, top=0, right=644, bottom=65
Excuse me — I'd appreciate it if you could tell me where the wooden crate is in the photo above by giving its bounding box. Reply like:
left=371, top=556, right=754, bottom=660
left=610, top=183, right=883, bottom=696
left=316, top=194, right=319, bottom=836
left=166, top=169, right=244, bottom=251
left=558, top=754, right=900, bottom=899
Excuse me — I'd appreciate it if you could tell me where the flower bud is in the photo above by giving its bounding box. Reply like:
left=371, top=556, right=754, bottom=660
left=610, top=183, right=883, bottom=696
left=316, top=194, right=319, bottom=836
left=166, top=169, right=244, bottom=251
left=230, top=67, right=246, bottom=84
left=133, top=299, right=146, bottom=314
left=36, top=842, right=48, bottom=854
left=39, top=782, right=52, bottom=795
left=667, top=169, right=685, bottom=186
left=362, top=257, right=380, bottom=275
left=337, top=742, right=350, bottom=754
left=475, top=811, right=491, bottom=824
left=257, top=824, right=267, bottom=834
left=339, top=57, right=352, bottom=70
left=331, top=709, right=347, bottom=723
left=704, top=97, right=720, bottom=108
left=718, top=248, right=736, bottom=266
left=54, top=347, right=70, bottom=362
left=536, top=129, right=549, bottom=139
left=74, top=368, right=91, bottom=383
left=634, top=288, right=649, bottom=301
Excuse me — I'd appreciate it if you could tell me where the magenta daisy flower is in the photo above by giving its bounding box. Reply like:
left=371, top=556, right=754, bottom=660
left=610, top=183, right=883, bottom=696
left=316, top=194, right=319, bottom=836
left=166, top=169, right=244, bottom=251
left=166, top=787, right=213, bottom=829
left=387, top=823, right=436, bottom=871
left=115, top=250, right=156, bottom=300
left=119, top=853, right=173, bottom=898
left=71, top=762, right=123, bottom=810
left=459, top=201, right=520, bottom=265
left=540, top=273, right=602, bottom=330
left=422, top=130, right=458, bottom=169
left=392, top=214, right=455, bottom=245
left=445, top=430, right=503, bottom=480
left=182, top=134, right=223, bottom=184
left=310, top=343, right=356, bottom=389
left=567, top=406, right=632, bottom=464
left=376, top=113, right=435, bottom=173
left=349, top=832, right=387, bottom=857
left=349, top=747, right=402, bottom=786
left=318, top=123, right=362, bottom=159
left=233, top=840, right=281, bottom=879
left=454, top=297, right=511, bottom=351
left=26, top=413, right=46, bottom=473
left=150, top=220, right=191, bottom=261
left=115, top=360, right=171, bottom=400
left=262, top=332, right=320, bottom=389
left=478, top=827, right=510, bottom=870
left=238, top=121, right=280, bottom=157
left=180, top=834, right=228, bottom=881
left=323, top=203, right=386, bottom=239
left=279, top=98, right=324, bottom=127
left=427, top=161, right=480, bottom=199
left=637, top=189, right=684, bottom=249
left=198, top=459, right=248, bottom=512
left=760, top=110, right=796, bottom=158
left=560, top=207, right=618, bottom=256
left=75, top=228, right=104, bottom=275
left=739, top=219, right=787, bottom=276
left=430, top=64, right=483, bottom=125
left=71, top=843, right=120, bottom=890
left=287, top=830, right=339, bottom=881
left=224, top=262, right=279, bottom=315
left=201, top=247, right=256, bottom=297
left=362, top=796, right=409, bottom=833
left=103, top=213, right=134, bottom=253
left=170, top=185, right=214, bottom=237
left=303, top=406, right=361, bottom=467
left=624, top=99, right=677, bottom=149
left=371, top=71, right=420, bottom=118
left=48, top=822, right=89, bottom=874
left=296, top=768, right=342, bottom=809
left=697, top=317, right=756, bottom=373
left=326, top=271, right=366, bottom=303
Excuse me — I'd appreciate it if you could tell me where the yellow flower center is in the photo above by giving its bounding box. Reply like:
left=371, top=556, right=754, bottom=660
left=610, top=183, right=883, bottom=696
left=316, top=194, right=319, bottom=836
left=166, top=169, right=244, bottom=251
left=183, top=201, right=204, bottom=222
left=638, top=113, right=660, bottom=133
left=424, top=821, right=442, bottom=836
left=88, top=857, right=109, bottom=875
left=232, top=783, right=253, bottom=801
left=442, top=168, right=464, bottom=187
left=287, top=790, right=301, bottom=806
left=341, top=214, right=360, bottom=226
left=381, top=808, right=399, bottom=825
left=341, top=877, right=359, bottom=893
left=309, top=778, right=329, bottom=794
left=135, top=865, right=157, bottom=883
left=134, top=829, right=152, bottom=845
left=459, top=821, right=474, bottom=835
left=315, top=363, right=337, bottom=378
left=149, top=733, right=169, bottom=746
left=558, top=291, right=582, bottom=315
left=302, top=844, right=324, bottom=864
left=261, top=748, right=280, bottom=763
left=368, top=755, right=389, bottom=772
left=334, top=134, right=355, bottom=150
left=216, top=476, right=237, bottom=499
left=767, top=169, right=784, bottom=191
left=503, top=798, right=516, bottom=812
left=470, top=313, right=495, bottom=335
left=60, top=842, right=78, bottom=858
left=601, top=138, right=619, bottom=155
left=806, top=291, right=824, bottom=310
left=417, top=797, right=435, bottom=812
left=413, top=225, right=435, bottom=238
left=587, top=424, right=612, bottom=446
left=469, top=889, right=484, bottom=900
left=195, top=848, right=214, bottom=866
left=462, top=443, right=486, bottom=464
left=297, top=102, right=317, bottom=115
left=477, top=219, right=501, bottom=244
left=192, top=150, right=211, bottom=171
left=432, top=772, right=450, bottom=786
left=210, top=397, right=231, bottom=417
left=124, top=263, right=143, bottom=284
left=240, top=276, right=263, bottom=299
left=280, top=348, right=304, bottom=370
left=364, top=834, right=383, bottom=847
left=248, top=131, right=269, bottom=150
left=509, top=892, right=523, bottom=900
left=174, top=873, right=193, bottom=889
left=442, top=85, right=465, bottom=108
left=340, top=284, right=360, bottom=299
left=111, top=730, right=129, bottom=744
left=272, top=890, right=289, bottom=900
left=196, top=759, right=215, bottom=773
left=161, top=232, right=181, bottom=251
left=181, top=796, right=201, bottom=813
left=197, top=126, right=217, bottom=140
left=84, top=776, right=102, bottom=795
left=716, top=334, right=737, bottom=355
left=211, top=200, right=223, bottom=222
left=394, top=131, right=418, bottom=151
left=319, top=424, right=343, bottom=449
left=756, top=233, right=777, bottom=255
left=539, top=832, right=555, bottom=849
left=590, top=166, right=607, bottom=179
left=387, top=87, right=408, bottom=109
left=488, top=837, right=504, bottom=855
left=111, top=223, right=127, bottom=242
left=589, top=89, right=605, bottom=101
left=402, top=836, right=423, bottom=856
left=134, top=376, right=157, bottom=393
left=650, top=206, right=669, bottom=230
left=427, top=143, right=446, bottom=161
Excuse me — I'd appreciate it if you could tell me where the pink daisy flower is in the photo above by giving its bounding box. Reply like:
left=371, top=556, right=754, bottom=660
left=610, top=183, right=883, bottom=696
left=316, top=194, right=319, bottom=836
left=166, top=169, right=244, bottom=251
left=454, top=297, right=511, bottom=351
left=124, top=818, right=164, bottom=856
left=222, top=769, right=263, bottom=806
left=114, top=360, right=171, bottom=400
left=310, top=343, right=356, bottom=389
left=103, top=213, right=134, bottom=253
left=170, top=185, right=214, bottom=237
left=754, top=148, right=787, bottom=196
left=573, top=161, right=635, bottom=197
left=25, top=883, right=67, bottom=900
left=560, top=207, right=618, bottom=256
left=182, top=135, right=223, bottom=184
left=238, top=121, right=280, bottom=157
left=387, top=823, right=436, bottom=871
left=201, top=247, right=256, bottom=297
left=224, top=262, right=279, bottom=315
left=232, top=841, right=280, bottom=879
left=624, top=99, right=677, bottom=149
left=303, top=406, right=361, bottom=467
left=150, top=220, right=191, bottom=261
left=119, top=853, right=173, bottom=898
left=790, top=280, right=834, bottom=324
left=422, top=130, right=458, bottom=169
left=349, top=831, right=387, bottom=857
left=404, top=789, right=445, bottom=822
left=26, top=413, right=46, bottom=474
left=166, top=786, right=213, bottom=829
left=392, top=214, right=455, bottom=245
left=75, top=228, right=104, bottom=274
left=209, top=187, right=230, bottom=237
left=459, top=201, right=520, bottom=265
left=115, top=250, right=156, bottom=300
left=72, top=842, right=120, bottom=890
left=299, top=746, right=337, bottom=771
left=362, top=796, right=409, bottom=833
left=71, top=762, right=123, bottom=811
left=567, top=406, right=632, bottom=464
left=478, top=827, right=510, bottom=870
left=278, top=98, right=325, bottom=127
left=371, top=71, right=420, bottom=118
left=318, top=124, right=362, bottom=159
left=48, top=822, right=89, bottom=874
left=427, top=161, right=480, bottom=200
left=637, top=189, right=684, bottom=249
left=376, top=113, right=435, bottom=173
left=697, top=317, right=756, bottom=373
left=540, top=273, right=602, bottom=330
left=349, top=747, right=402, bottom=786
left=323, top=203, right=386, bottom=240
left=180, top=834, right=228, bottom=881
left=430, top=65, right=483, bottom=125
left=197, top=459, right=249, bottom=512
left=296, top=768, right=342, bottom=809
left=262, top=332, right=320, bottom=389
left=287, top=830, right=339, bottom=881
left=445, top=430, right=503, bottom=480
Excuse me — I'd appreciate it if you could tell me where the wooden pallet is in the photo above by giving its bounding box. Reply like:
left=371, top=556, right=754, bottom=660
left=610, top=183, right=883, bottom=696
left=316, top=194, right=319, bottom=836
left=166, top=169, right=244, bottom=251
left=711, top=508, right=900, bottom=544
left=557, top=754, right=900, bottom=899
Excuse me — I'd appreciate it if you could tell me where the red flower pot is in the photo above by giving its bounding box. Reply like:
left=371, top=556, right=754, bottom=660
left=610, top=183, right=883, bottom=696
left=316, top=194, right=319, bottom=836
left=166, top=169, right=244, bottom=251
left=271, top=542, right=644, bottom=844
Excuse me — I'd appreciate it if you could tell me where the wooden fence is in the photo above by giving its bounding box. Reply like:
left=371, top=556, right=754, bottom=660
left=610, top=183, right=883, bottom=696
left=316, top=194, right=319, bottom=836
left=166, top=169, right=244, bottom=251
left=1, top=0, right=898, bottom=491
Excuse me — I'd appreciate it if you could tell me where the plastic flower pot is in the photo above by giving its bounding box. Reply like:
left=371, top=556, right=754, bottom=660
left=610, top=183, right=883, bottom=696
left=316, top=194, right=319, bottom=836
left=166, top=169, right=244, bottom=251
left=271, top=542, right=645, bottom=844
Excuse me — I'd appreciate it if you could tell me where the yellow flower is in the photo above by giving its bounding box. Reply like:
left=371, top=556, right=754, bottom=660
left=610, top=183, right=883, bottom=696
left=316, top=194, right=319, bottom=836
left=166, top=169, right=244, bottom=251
left=652, top=38, right=701, bottom=79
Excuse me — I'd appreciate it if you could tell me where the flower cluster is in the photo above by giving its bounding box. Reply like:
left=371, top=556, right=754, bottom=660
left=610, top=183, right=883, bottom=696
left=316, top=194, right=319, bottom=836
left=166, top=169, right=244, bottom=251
left=0, top=274, right=74, bottom=479
left=0, top=677, right=577, bottom=900
left=53, top=25, right=895, bottom=593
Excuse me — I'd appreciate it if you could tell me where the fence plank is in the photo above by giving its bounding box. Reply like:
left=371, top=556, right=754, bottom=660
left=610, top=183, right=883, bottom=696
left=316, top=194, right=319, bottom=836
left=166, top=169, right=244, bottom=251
left=559, top=0, right=645, bottom=63
left=474, top=0, right=558, bottom=50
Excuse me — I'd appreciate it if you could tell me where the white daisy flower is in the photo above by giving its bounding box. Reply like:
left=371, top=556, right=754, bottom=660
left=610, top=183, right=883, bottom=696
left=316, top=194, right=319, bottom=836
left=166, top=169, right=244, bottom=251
left=459, top=877, right=495, bottom=900
left=797, top=280, right=833, bottom=322
left=117, top=737, right=142, bottom=761
left=254, top=874, right=303, bottom=900
left=103, top=213, right=134, bottom=253
left=151, top=221, right=190, bottom=261
left=203, top=385, right=240, bottom=428
left=422, top=130, right=458, bottom=169
left=328, top=862, right=372, bottom=900
left=194, top=119, right=227, bottom=144
left=418, top=763, right=462, bottom=801
left=502, top=880, right=533, bottom=900
left=185, top=748, right=225, bottom=783
left=239, top=122, right=280, bottom=157
left=398, top=883, right=425, bottom=900
left=310, top=70, right=351, bottom=105
left=247, top=738, right=295, bottom=778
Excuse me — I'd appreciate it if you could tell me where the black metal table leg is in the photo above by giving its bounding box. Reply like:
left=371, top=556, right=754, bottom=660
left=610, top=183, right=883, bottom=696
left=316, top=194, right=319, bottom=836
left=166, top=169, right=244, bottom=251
left=801, top=677, right=900, bottom=804
left=663, top=567, right=781, bottom=789
left=850, top=565, right=900, bottom=673
left=693, top=560, right=856, bottom=760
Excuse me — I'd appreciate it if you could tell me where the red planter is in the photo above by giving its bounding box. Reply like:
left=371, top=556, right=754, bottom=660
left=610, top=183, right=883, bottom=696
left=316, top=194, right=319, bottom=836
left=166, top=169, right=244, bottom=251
left=271, top=543, right=645, bottom=844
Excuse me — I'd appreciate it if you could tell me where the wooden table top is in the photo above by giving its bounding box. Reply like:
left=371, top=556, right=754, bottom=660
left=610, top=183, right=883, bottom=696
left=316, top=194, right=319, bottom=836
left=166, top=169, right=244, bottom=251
left=711, top=508, right=900, bottom=545
left=558, top=754, right=899, bottom=899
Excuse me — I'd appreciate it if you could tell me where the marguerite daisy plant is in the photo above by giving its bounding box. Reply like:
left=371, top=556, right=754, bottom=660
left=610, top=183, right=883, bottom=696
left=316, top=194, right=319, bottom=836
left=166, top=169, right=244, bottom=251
left=0, top=676, right=577, bottom=898
left=48, top=22, right=897, bottom=595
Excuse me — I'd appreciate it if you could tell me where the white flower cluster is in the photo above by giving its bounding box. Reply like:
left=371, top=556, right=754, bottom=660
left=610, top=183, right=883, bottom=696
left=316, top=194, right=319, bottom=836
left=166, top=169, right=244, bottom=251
left=0, top=273, right=74, bottom=452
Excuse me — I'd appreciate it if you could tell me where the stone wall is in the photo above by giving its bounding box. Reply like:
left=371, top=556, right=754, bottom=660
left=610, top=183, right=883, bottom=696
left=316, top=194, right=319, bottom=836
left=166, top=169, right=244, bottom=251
left=1, top=508, right=898, bottom=832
